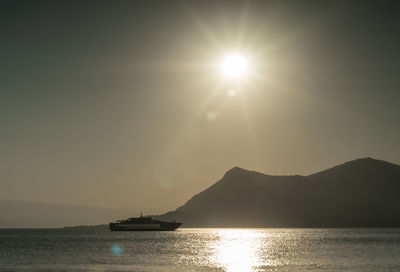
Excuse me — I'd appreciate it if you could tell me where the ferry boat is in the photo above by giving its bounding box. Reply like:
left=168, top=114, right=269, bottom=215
left=109, top=213, right=182, bottom=231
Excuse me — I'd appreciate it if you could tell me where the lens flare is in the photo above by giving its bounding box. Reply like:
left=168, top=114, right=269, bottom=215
left=228, top=89, right=236, bottom=97
left=206, top=111, right=218, bottom=122
left=110, top=244, right=123, bottom=256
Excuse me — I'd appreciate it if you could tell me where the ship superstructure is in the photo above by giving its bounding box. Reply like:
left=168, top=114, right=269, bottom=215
left=109, top=213, right=181, bottom=231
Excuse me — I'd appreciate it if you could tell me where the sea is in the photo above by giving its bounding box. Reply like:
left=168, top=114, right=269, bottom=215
left=0, top=228, right=399, bottom=272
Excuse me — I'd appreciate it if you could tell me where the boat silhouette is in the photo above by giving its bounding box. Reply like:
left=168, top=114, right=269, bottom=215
left=109, top=213, right=182, bottom=231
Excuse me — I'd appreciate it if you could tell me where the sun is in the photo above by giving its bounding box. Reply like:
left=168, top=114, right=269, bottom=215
left=220, top=53, right=249, bottom=79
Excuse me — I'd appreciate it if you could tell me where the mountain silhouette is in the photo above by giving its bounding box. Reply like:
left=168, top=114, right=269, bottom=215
left=157, top=158, right=400, bottom=227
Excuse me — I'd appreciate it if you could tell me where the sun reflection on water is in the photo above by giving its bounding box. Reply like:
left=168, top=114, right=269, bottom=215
left=209, top=229, right=270, bottom=272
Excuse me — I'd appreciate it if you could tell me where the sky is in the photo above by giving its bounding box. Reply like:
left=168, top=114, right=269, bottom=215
left=1, top=0, right=399, bottom=214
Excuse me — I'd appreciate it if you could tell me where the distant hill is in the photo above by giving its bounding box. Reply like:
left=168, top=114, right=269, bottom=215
left=0, top=201, right=132, bottom=228
left=157, top=158, right=400, bottom=227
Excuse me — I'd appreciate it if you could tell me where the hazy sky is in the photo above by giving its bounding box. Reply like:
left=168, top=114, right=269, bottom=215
left=1, top=0, right=399, bottom=213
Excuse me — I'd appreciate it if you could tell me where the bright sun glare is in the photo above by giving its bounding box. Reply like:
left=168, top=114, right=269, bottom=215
left=221, top=53, right=249, bottom=79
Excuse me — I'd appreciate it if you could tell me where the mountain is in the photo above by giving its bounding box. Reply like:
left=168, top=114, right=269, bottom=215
left=0, top=201, right=132, bottom=228
left=157, top=158, right=400, bottom=227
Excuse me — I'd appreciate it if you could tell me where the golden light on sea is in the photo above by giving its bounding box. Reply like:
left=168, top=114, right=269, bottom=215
left=210, top=229, right=270, bottom=272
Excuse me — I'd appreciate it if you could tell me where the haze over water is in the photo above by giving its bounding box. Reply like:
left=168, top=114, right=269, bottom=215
left=1, top=228, right=399, bottom=272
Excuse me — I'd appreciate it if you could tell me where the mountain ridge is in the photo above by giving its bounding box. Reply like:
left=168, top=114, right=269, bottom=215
left=2, top=158, right=399, bottom=228
left=157, top=157, right=400, bottom=227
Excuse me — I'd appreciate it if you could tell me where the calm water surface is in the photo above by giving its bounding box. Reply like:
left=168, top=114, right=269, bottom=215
left=0, top=228, right=399, bottom=271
